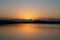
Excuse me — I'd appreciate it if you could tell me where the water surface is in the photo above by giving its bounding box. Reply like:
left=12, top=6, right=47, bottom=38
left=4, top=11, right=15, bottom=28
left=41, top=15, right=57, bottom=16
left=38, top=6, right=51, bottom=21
left=0, top=24, right=60, bottom=40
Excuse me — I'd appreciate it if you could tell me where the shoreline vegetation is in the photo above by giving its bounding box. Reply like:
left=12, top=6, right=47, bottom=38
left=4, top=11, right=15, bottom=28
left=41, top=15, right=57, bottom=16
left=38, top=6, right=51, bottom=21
left=0, top=18, right=60, bottom=25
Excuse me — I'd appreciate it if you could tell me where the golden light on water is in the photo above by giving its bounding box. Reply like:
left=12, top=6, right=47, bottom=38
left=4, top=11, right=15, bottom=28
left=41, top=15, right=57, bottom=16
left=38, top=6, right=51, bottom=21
left=14, top=24, right=51, bottom=36
left=0, top=24, right=60, bottom=40
left=20, top=24, right=36, bottom=33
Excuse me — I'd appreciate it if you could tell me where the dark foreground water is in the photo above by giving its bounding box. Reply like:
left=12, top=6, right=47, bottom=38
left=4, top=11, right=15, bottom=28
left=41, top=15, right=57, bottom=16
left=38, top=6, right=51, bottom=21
left=0, top=24, right=60, bottom=40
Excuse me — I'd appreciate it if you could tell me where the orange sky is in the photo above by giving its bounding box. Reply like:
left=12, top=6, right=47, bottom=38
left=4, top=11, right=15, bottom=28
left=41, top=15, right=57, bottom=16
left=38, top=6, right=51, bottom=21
left=0, top=0, right=60, bottom=19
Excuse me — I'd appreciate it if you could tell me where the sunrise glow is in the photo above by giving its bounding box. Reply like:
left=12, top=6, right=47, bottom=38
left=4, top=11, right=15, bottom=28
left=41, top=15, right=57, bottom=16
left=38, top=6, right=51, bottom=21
left=18, top=6, right=39, bottom=19
left=0, top=0, right=60, bottom=19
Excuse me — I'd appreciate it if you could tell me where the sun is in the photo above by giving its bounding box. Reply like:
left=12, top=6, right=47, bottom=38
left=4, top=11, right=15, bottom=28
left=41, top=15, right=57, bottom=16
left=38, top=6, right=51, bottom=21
left=18, top=6, right=39, bottom=20
left=23, top=14, right=33, bottom=20
left=20, top=14, right=38, bottom=20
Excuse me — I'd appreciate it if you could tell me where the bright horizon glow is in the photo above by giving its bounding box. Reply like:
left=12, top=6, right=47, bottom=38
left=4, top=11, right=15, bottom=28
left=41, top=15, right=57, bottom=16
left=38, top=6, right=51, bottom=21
left=18, top=6, right=39, bottom=20
left=0, top=0, right=60, bottom=19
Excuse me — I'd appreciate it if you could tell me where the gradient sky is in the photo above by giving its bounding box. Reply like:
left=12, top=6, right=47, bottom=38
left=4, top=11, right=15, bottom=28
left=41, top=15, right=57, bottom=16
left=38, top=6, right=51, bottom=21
left=0, top=0, right=60, bottom=19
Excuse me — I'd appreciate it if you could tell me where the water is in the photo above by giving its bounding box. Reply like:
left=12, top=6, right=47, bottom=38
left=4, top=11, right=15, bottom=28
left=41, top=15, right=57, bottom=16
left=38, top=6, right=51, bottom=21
left=0, top=24, right=60, bottom=40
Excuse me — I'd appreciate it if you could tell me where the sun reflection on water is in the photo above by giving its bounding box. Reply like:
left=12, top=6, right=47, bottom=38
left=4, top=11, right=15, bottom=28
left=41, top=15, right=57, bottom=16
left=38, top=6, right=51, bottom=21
left=0, top=24, right=60, bottom=40
left=18, top=24, right=38, bottom=35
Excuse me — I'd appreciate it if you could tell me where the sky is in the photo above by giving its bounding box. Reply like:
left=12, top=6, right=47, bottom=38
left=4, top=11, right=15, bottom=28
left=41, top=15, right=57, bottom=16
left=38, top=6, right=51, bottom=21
left=0, top=0, right=60, bottom=19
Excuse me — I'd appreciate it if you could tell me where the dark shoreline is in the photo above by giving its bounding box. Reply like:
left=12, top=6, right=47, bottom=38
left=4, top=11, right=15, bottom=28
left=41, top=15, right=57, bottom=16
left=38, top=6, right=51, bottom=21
left=0, top=19, right=60, bottom=25
left=0, top=22, right=60, bottom=25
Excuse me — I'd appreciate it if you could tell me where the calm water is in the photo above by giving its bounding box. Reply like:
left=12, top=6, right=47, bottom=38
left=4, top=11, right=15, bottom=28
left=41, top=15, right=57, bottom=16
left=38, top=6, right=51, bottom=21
left=0, top=24, right=60, bottom=40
